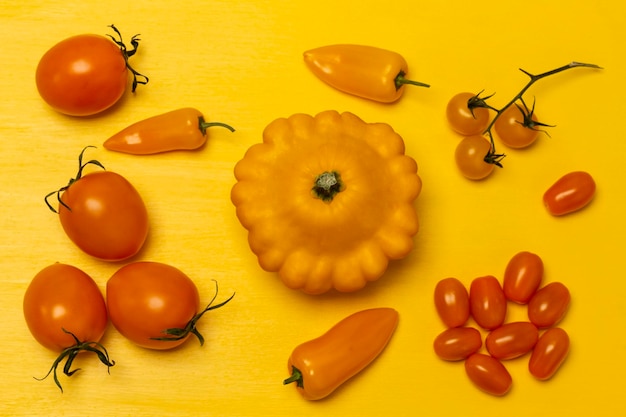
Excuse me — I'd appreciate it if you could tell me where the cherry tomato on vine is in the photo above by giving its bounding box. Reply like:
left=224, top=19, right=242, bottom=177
left=485, top=322, right=538, bottom=360
left=529, top=327, right=570, bottom=380
left=433, top=327, right=482, bottom=361
left=23, top=263, right=113, bottom=391
left=106, top=262, right=234, bottom=350
left=464, top=353, right=512, bottom=396
left=446, top=92, right=491, bottom=136
left=469, top=276, right=507, bottom=330
left=454, top=135, right=496, bottom=180
left=503, top=251, right=543, bottom=304
left=494, top=104, right=542, bottom=149
left=543, top=171, right=596, bottom=216
left=35, top=25, right=148, bottom=116
left=434, top=277, right=470, bottom=328
left=528, top=282, right=570, bottom=328
left=45, top=147, right=149, bottom=261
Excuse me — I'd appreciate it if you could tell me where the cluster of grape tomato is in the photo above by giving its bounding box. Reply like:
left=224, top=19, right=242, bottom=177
left=433, top=251, right=571, bottom=396
left=446, top=62, right=601, bottom=180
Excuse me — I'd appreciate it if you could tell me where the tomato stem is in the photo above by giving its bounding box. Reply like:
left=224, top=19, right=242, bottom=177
left=34, top=328, right=115, bottom=392
left=151, top=280, right=235, bottom=346
left=107, top=24, right=149, bottom=92
left=395, top=71, right=430, bottom=90
left=479, top=62, right=602, bottom=166
left=45, top=146, right=105, bottom=213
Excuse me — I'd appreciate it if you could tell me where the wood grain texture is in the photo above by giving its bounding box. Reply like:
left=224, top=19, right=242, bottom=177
left=1, top=1, right=625, bottom=416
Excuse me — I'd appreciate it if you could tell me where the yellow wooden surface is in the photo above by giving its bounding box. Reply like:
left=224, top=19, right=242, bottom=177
left=1, top=1, right=625, bottom=415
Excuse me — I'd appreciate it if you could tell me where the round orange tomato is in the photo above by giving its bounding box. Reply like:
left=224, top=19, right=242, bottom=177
left=23, top=263, right=108, bottom=352
left=454, top=135, right=497, bottom=180
left=446, top=92, right=491, bottom=136
left=35, top=26, right=147, bottom=116
left=494, top=104, right=541, bottom=149
left=107, top=262, right=233, bottom=350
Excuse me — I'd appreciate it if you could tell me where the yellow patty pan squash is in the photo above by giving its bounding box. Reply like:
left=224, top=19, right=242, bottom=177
left=231, top=110, right=421, bottom=294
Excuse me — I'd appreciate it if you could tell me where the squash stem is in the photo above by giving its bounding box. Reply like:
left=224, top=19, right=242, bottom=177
left=312, top=171, right=344, bottom=203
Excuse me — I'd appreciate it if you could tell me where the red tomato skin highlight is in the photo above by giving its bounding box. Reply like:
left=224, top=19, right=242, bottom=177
left=23, top=263, right=108, bottom=352
left=529, top=327, right=570, bottom=380
left=465, top=353, right=512, bottom=396
left=434, top=278, right=470, bottom=327
left=36, top=34, right=127, bottom=116
left=503, top=251, right=544, bottom=304
left=469, top=276, right=507, bottom=330
left=485, top=322, right=539, bottom=360
left=433, top=327, right=482, bottom=361
left=528, top=282, right=570, bottom=328
left=543, top=171, right=596, bottom=216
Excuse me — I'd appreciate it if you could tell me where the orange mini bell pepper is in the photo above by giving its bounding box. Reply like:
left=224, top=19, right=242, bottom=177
left=283, top=307, right=399, bottom=400
left=303, top=44, right=430, bottom=103
left=103, top=107, right=235, bottom=155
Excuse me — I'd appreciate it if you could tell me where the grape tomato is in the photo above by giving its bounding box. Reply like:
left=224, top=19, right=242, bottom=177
left=529, top=327, right=570, bottom=380
left=485, top=322, right=538, bottom=360
left=503, top=251, right=543, bottom=304
left=543, top=171, right=596, bottom=216
left=433, top=327, right=482, bottom=361
left=434, top=277, right=470, bottom=327
left=528, top=282, right=570, bottom=328
left=469, top=276, right=507, bottom=330
left=465, top=353, right=512, bottom=396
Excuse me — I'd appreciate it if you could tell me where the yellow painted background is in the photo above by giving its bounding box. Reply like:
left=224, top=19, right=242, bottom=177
left=1, top=1, right=624, bottom=416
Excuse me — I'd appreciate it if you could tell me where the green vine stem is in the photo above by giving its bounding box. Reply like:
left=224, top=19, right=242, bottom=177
left=470, top=61, right=602, bottom=166
left=44, top=146, right=105, bottom=213
left=151, top=281, right=235, bottom=346
left=107, top=24, right=149, bottom=92
left=35, top=329, right=115, bottom=392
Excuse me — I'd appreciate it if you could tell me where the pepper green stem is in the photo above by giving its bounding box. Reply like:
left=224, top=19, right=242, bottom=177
left=198, top=116, right=236, bottom=135
left=283, top=366, right=304, bottom=388
left=395, top=71, right=430, bottom=90
left=312, top=171, right=344, bottom=203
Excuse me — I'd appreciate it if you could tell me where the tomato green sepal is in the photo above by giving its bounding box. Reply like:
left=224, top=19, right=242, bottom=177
left=150, top=281, right=235, bottom=346
left=35, top=328, right=115, bottom=393
left=106, top=24, right=148, bottom=92
left=283, top=365, right=304, bottom=388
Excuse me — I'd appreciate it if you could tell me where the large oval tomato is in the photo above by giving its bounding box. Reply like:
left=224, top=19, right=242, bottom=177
left=543, top=171, right=596, bottom=216
left=469, top=276, right=507, bottom=330
left=24, top=263, right=108, bottom=351
left=485, top=321, right=538, bottom=360
left=434, top=277, right=470, bottom=328
left=528, top=282, right=570, bottom=328
left=446, top=92, right=491, bottom=136
left=503, top=251, right=543, bottom=304
left=35, top=26, right=147, bottom=116
left=433, top=327, right=482, bottom=361
left=464, top=353, right=512, bottom=396
left=454, top=135, right=496, bottom=180
left=107, top=262, right=233, bottom=350
left=529, top=327, right=570, bottom=380
left=494, top=104, right=541, bottom=149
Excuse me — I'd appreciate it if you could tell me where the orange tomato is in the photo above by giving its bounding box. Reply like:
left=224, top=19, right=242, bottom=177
left=465, top=353, right=512, bottom=396
left=433, top=327, right=482, bottom=361
left=454, top=135, right=497, bottom=180
left=494, top=104, right=542, bottom=149
left=543, top=171, right=596, bottom=216
left=529, top=327, right=570, bottom=380
left=434, top=277, right=470, bottom=327
left=503, top=251, right=544, bottom=304
left=446, top=92, right=491, bottom=136
left=485, top=322, right=539, bottom=360
left=528, top=282, right=570, bottom=328
left=469, top=276, right=507, bottom=330
left=106, top=262, right=233, bottom=350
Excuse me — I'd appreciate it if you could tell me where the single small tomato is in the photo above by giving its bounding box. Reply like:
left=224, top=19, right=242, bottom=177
left=106, top=261, right=234, bottom=350
left=485, top=322, right=539, bottom=360
left=434, top=277, right=470, bottom=327
left=36, top=25, right=148, bottom=116
left=45, top=147, right=149, bottom=261
left=543, top=171, right=596, bottom=216
left=433, top=327, right=482, bottom=361
left=503, top=251, right=544, bottom=304
left=529, top=327, right=570, bottom=380
left=528, top=282, right=570, bottom=328
left=23, top=263, right=113, bottom=391
left=446, top=92, right=491, bottom=136
left=465, top=353, right=512, bottom=396
left=494, top=104, right=542, bottom=149
left=454, top=135, right=497, bottom=180
left=469, top=276, right=507, bottom=330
